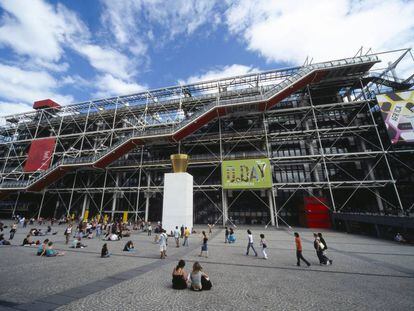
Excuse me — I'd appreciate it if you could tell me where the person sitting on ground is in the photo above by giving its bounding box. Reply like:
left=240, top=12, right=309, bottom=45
left=31, top=228, right=45, bottom=236
left=101, top=243, right=110, bottom=258
left=394, top=233, right=407, bottom=243
left=45, top=241, right=64, bottom=257
left=190, top=262, right=212, bottom=291
left=72, top=237, right=87, bottom=248
left=0, top=234, right=11, bottom=245
left=9, top=222, right=17, bottom=240
left=121, top=229, right=131, bottom=238
left=87, top=230, right=94, bottom=239
left=172, top=259, right=188, bottom=290
left=37, top=239, right=49, bottom=256
left=106, top=233, right=119, bottom=241
left=123, top=240, right=135, bottom=252
left=22, top=234, right=36, bottom=246
left=228, top=228, right=236, bottom=243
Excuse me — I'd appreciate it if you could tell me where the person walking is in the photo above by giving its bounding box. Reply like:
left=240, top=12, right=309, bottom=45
left=183, top=227, right=190, bottom=246
left=246, top=229, right=257, bottom=256
left=180, top=225, right=184, bottom=238
left=208, top=224, right=213, bottom=235
left=260, top=233, right=268, bottom=259
left=64, top=224, right=72, bottom=245
left=174, top=226, right=180, bottom=248
left=159, top=229, right=168, bottom=259
left=19, top=217, right=25, bottom=228
left=9, top=223, right=17, bottom=240
left=313, top=233, right=324, bottom=264
left=199, top=231, right=208, bottom=258
left=224, top=227, right=229, bottom=243
left=147, top=223, right=152, bottom=236
left=294, top=232, right=310, bottom=267
left=318, top=233, right=333, bottom=265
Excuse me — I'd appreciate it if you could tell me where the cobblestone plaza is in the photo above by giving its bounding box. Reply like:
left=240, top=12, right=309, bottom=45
left=0, top=221, right=413, bottom=311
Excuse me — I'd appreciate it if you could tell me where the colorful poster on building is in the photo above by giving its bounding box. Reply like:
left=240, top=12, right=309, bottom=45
left=24, top=137, right=56, bottom=172
left=376, top=91, right=414, bottom=144
left=222, top=158, right=272, bottom=189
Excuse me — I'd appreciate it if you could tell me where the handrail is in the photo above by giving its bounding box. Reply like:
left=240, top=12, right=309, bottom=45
left=0, top=55, right=379, bottom=191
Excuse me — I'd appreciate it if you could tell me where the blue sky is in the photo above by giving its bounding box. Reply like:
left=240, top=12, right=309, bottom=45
left=0, top=0, right=413, bottom=116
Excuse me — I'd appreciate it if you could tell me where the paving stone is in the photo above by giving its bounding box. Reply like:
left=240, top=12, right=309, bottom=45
left=1, top=220, right=414, bottom=310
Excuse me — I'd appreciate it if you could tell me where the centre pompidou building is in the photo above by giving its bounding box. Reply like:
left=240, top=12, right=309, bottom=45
left=0, top=49, right=413, bottom=234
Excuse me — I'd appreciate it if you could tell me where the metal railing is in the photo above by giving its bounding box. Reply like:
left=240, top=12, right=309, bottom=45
left=0, top=55, right=379, bottom=190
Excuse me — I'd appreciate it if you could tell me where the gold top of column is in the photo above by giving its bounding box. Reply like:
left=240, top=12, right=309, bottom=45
left=170, top=154, right=189, bottom=173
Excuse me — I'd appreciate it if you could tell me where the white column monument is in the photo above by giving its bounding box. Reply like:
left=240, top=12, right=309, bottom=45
left=162, top=154, right=193, bottom=233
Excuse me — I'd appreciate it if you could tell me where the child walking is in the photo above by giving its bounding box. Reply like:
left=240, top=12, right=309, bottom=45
left=260, top=234, right=268, bottom=259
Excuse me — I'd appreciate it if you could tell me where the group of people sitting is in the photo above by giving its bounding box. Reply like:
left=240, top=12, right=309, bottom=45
left=36, top=239, right=65, bottom=257
left=100, top=240, right=136, bottom=258
left=172, top=260, right=212, bottom=291
left=29, top=226, right=57, bottom=236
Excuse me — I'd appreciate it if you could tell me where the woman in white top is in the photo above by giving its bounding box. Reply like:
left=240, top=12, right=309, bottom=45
left=246, top=229, right=258, bottom=256
left=159, top=230, right=168, bottom=259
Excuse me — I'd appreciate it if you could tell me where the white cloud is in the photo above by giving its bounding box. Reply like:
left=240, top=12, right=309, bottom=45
left=0, top=0, right=144, bottom=112
left=0, top=102, right=32, bottom=118
left=0, top=62, right=73, bottom=105
left=180, top=64, right=258, bottom=85
left=100, top=0, right=223, bottom=47
left=94, top=74, right=147, bottom=98
left=73, top=43, right=135, bottom=80
left=31, top=59, right=70, bottom=73
left=0, top=0, right=138, bottom=83
left=225, top=0, right=414, bottom=64
left=0, top=0, right=87, bottom=62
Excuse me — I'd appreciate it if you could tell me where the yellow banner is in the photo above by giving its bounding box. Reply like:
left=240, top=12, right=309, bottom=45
left=222, top=158, right=272, bottom=189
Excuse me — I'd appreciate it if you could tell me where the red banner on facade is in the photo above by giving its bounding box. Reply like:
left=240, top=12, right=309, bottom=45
left=24, top=137, right=56, bottom=172
left=299, top=197, right=331, bottom=229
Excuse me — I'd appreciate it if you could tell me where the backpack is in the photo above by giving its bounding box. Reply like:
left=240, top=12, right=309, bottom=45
left=201, top=275, right=212, bottom=290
